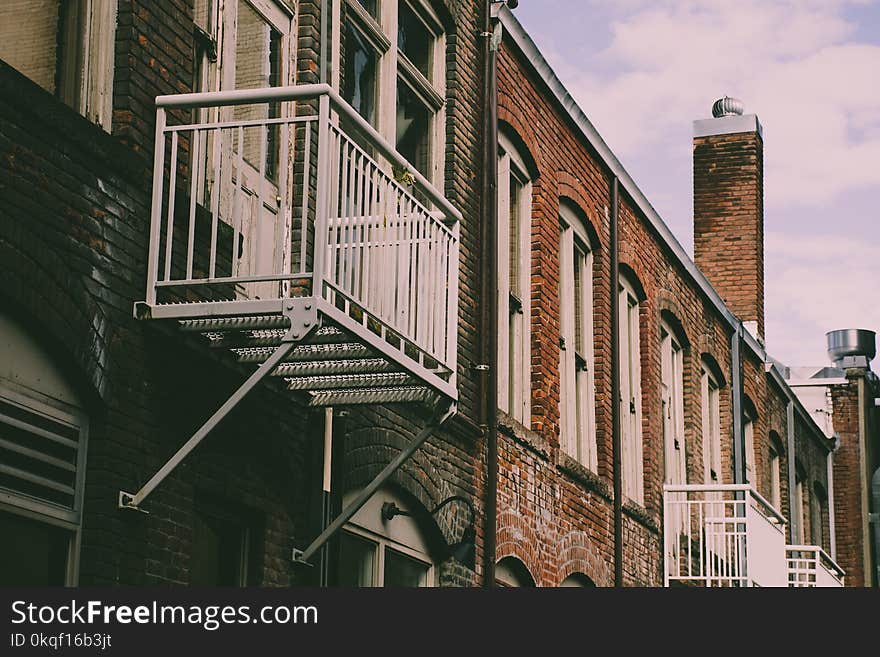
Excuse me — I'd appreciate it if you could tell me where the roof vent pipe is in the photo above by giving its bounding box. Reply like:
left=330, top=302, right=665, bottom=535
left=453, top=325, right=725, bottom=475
left=711, top=96, right=744, bottom=118
left=826, top=329, right=876, bottom=369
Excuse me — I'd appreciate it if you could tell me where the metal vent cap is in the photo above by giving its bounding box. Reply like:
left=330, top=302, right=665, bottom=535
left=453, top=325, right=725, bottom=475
left=826, top=329, right=876, bottom=366
left=712, top=96, right=744, bottom=118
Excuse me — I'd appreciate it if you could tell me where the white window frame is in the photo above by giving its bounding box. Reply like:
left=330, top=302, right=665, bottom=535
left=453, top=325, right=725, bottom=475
left=497, top=132, right=531, bottom=424
left=339, top=488, right=436, bottom=587
left=660, top=323, right=686, bottom=485
left=619, top=277, right=643, bottom=504
left=769, top=444, right=782, bottom=511
left=0, top=0, right=117, bottom=130
left=794, top=475, right=805, bottom=544
left=700, top=363, right=722, bottom=486
left=743, top=413, right=756, bottom=488
left=337, top=0, right=446, bottom=188
left=558, top=204, right=596, bottom=470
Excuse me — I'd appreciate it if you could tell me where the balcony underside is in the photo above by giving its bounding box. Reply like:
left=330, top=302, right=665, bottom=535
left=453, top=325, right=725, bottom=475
left=136, top=296, right=456, bottom=409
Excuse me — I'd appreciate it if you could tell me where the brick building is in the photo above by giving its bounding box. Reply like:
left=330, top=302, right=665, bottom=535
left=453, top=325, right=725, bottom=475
left=0, top=0, right=865, bottom=587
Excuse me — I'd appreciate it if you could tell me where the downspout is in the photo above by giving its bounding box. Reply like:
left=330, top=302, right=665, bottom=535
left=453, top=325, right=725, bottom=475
left=610, top=176, right=622, bottom=586
left=731, top=321, right=744, bottom=484
left=480, top=0, right=501, bottom=588
left=786, top=400, right=798, bottom=543
left=828, top=436, right=838, bottom=561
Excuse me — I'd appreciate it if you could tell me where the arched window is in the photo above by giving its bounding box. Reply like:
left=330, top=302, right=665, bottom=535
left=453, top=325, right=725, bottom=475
left=497, top=131, right=532, bottom=424
left=560, top=572, right=596, bottom=587
left=558, top=201, right=596, bottom=470
left=339, top=0, right=446, bottom=183
left=337, top=488, right=437, bottom=587
left=619, top=275, right=643, bottom=503
left=700, top=358, right=722, bottom=485
left=769, top=431, right=784, bottom=511
left=660, top=320, right=685, bottom=486
left=495, top=556, right=535, bottom=587
left=0, top=314, right=88, bottom=585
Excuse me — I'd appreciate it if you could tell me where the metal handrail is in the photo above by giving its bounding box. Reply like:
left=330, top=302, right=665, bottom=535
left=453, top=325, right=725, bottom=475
left=154, top=83, right=463, bottom=226
left=786, top=544, right=846, bottom=578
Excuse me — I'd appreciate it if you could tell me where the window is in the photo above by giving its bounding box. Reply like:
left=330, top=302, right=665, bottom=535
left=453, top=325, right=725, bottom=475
left=0, top=314, right=88, bottom=586
left=558, top=204, right=596, bottom=470
left=340, top=0, right=445, bottom=183
left=660, top=322, right=686, bottom=485
left=495, top=556, right=535, bottom=587
left=769, top=439, right=782, bottom=511
left=619, top=276, right=643, bottom=503
left=743, top=400, right=756, bottom=487
left=811, top=484, right=826, bottom=549
left=190, top=500, right=260, bottom=586
left=700, top=363, right=722, bottom=486
left=0, top=0, right=117, bottom=130
left=337, top=489, right=435, bottom=587
left=794, top=468, right=806, bottom=544
left=497, top=133, right=532, bottom=424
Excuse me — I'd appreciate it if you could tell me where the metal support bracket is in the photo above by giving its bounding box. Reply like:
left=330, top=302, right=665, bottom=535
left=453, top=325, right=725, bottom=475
left=119, top=299, right=318, bottom=512
left=292, top=401, right=457, bottom=566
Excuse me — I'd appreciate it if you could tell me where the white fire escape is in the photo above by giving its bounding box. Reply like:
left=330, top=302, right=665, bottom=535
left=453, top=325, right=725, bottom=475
left=119, top=85, right=460, bottom=549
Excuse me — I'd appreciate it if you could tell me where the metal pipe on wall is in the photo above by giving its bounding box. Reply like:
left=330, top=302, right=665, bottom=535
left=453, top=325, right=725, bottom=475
left=480, top=0, right=501, bottom=588
left=786, top=400, right=798, bottom=543
left=610, top=176, right=622, bottom=587
left=731, top=321, right=744, bottom=484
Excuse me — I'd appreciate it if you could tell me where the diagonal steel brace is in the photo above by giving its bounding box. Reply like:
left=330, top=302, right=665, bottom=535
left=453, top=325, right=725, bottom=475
left=119, top=300, right=317, bottom=512
left=293, top=400, right=457, bottom=566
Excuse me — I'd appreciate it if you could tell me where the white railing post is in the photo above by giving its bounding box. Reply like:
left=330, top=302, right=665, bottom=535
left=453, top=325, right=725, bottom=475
left=146, top=107, right=167, bottom=305
left=312, top=93, right=332, bottom=300
left=446, top=221, right=460, bottom=381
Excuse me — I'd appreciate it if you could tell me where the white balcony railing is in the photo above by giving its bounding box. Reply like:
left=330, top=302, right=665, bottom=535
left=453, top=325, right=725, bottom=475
left=786, top=545, right=845, bottom=587
left=143, top=84, right=460, bottom=397
left=663, top=484, right=788, bottom=587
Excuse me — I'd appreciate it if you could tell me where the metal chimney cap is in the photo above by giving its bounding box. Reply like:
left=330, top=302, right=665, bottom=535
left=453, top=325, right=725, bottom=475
left=826, top=328, right=876, bottom=367
left=712, top=96, right=744, bottom=118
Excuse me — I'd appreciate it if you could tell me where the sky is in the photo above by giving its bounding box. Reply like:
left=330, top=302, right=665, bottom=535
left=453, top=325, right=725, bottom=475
left=513, top=0, right=880, bottom=367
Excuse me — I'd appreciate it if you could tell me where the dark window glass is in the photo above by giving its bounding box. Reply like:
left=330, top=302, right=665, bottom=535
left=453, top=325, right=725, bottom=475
left=190, top=511, right=249, bottom=586
left=397, top=1, right=431, bottom=79
left=384, top=548, right=428, bottom=586
left=343, top=20, right=379, bottom=126
left=0, top=511, right=68, bottom=586
left=338, top=532, right=376, bottom=586
left=396, top=80, right=430, bottom=176
left=355, top=0, right=379, bottom=19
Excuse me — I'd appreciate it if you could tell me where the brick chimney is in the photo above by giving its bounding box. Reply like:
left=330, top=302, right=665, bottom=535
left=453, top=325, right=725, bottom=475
left=693, top=97, right=765, bottom=341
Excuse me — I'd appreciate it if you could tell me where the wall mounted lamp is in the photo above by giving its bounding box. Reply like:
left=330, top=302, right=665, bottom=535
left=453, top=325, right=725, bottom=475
left=382, top=495, right=476, bottom=569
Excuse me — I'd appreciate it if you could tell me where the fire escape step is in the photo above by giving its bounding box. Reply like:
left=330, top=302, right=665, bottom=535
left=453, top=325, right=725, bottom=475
left=286, top=372, right=413, bottom=391
left=178, top=315, right=290, bottom=332
left=271, top=359, right=396, bottom=377
left=235, top=343, right=372, bottom=363
left=305, top=386, right=438, bottom=407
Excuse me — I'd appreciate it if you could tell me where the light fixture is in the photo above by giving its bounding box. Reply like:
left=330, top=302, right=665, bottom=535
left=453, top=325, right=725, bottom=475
left=382, top=495, right=476, bottom=570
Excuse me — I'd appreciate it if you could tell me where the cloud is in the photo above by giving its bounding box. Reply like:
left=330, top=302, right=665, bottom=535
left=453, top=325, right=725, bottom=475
left=541, top=0, right=880, bottom=209
left=765, top=231, right=880, bottom=364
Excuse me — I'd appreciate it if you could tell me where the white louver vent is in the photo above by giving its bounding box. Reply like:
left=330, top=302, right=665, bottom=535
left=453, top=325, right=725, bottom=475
left=0, top=397, right=81, bottom=511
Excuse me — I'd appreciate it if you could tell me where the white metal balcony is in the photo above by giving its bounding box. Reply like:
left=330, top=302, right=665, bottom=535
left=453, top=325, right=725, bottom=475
left=137, top=84, right=460, bottom=408
left=663, top=484, right=787, bottom=587
left=786, top=545, right=845, bottom=587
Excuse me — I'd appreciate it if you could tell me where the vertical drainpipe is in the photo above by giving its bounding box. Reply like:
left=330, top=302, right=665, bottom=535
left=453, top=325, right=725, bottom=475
left=827, top=437, right=838, bottom=560
left=480, top=0, right=500, bottom=587
left=731, top=322, right=744, bottom=484
left=786, top=400, right=798, bottom=543
left=610, top=176, right=622, bottom=587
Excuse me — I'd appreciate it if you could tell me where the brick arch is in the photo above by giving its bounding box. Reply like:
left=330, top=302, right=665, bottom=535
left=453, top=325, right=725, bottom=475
left=556, top=171, right=603, bottom=250
left=656, top=293, right=692, bottom=350
left=342, top=426, right=457, bottom=537
left=0, top=239, right=108, bottom=405
left=554, top=531, right=612, bottom=587
left=495, top=508, right=542, bottom=584
left=497, top=106, right=543, bottom=179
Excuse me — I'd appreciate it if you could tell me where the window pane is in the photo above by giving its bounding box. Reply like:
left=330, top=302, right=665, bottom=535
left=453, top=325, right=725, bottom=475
left=396, top=80, right=431, bottom=176
left=0, top=0, right=61, bottom=94
left=384, top=548, right=428, bottom=587
left=397, top=1, right=431, bottom=80
left=338, top=532, right=376, bottom=586
left=574, top=248, right=584, bottom=352
left=0, top=511, right=68, bottom=586
left=343, top=20, right=379, bottom=126
left=233, top=0, right=282, bottom=179
left=509, top=176, right=522, bottom=297
left=191, top=512, right=248, bottom=585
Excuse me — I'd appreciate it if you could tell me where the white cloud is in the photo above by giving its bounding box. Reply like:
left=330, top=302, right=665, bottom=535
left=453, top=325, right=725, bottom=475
left=544, top=0, right=880, bottom=208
